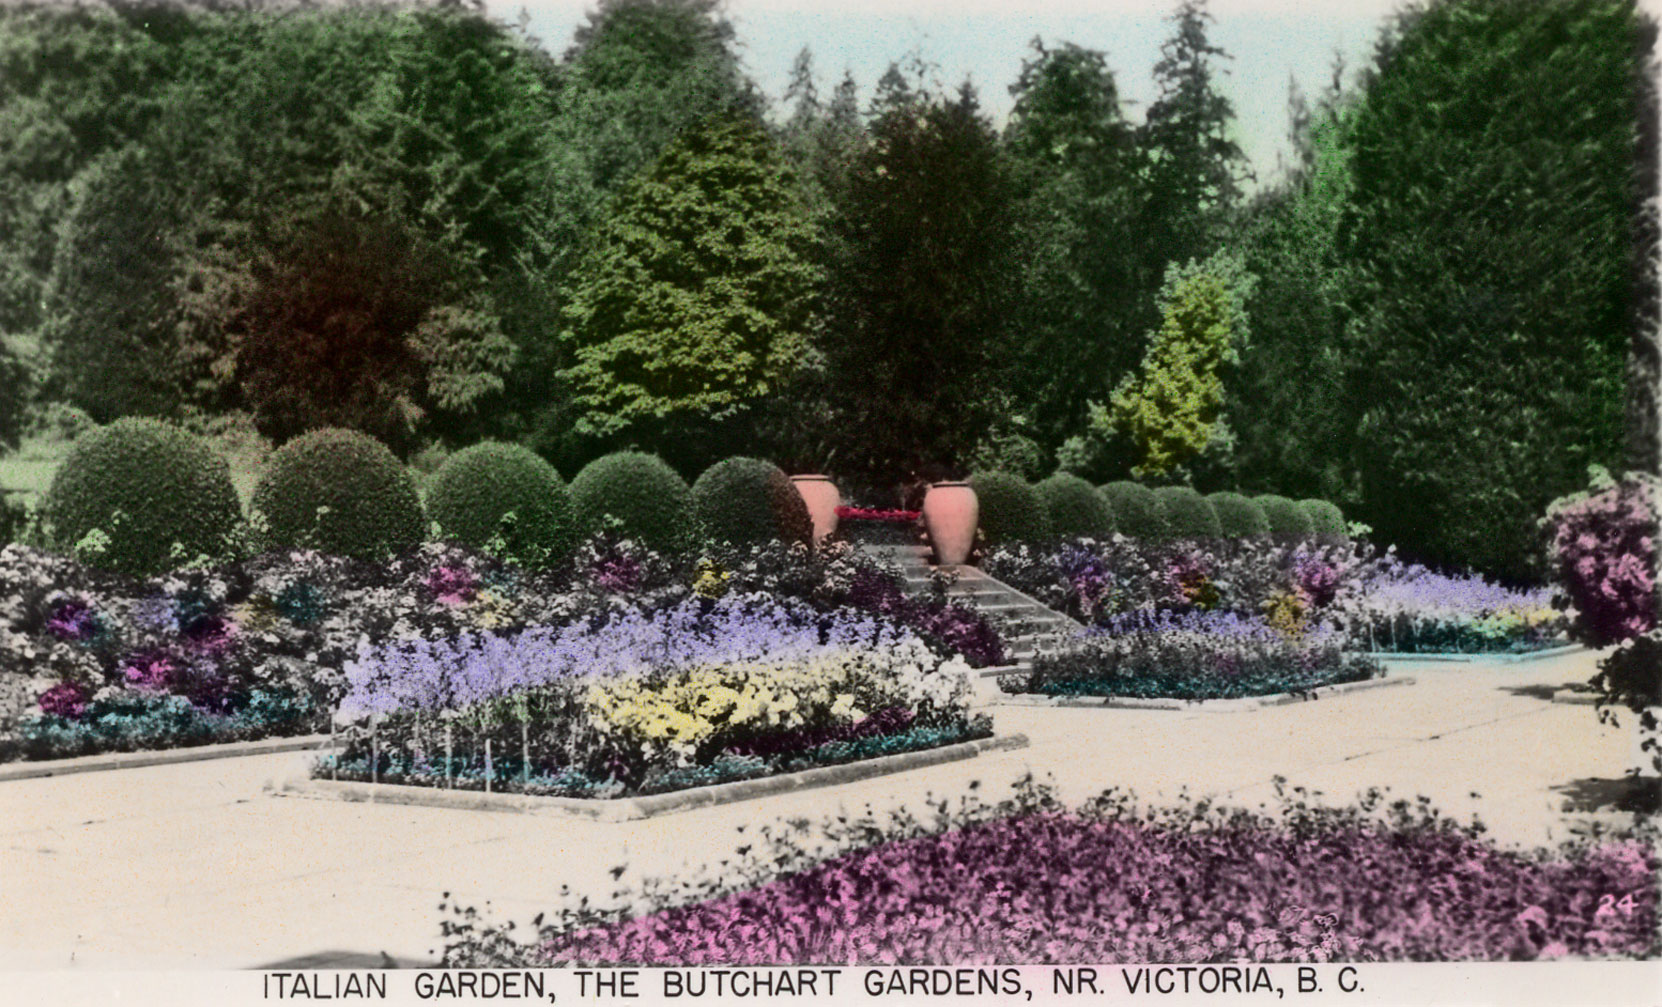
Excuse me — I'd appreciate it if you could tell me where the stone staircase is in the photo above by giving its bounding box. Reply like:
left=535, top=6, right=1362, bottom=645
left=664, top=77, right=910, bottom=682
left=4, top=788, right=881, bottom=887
left=860, top=544, right=1086, bottom=694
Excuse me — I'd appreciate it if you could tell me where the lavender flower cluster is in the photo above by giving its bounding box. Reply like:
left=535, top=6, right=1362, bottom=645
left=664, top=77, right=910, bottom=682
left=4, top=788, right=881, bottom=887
left=340, top=593, right=931, bottom=712
left=1338, top=553, right=1565, bottom=654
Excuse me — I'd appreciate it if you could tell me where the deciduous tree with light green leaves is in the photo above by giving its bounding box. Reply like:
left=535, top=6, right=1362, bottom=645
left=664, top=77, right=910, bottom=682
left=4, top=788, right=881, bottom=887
left=558, top=113, right=821, bottom=468
left=1097, top=250, right=1254, bottom=481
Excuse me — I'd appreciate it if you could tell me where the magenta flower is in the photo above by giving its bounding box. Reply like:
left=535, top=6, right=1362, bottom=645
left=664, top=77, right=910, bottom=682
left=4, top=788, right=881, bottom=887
left=426, top=565, right=478, bottom=607
left=38, top=682, right=89, bottom=720
left=590, top=554, right=643, bottom=593
left=1547, top=473, right=1657, bottom=647
left=183, top=614, right=237, bottom=656
left=120, top=651, right=175, bottom=691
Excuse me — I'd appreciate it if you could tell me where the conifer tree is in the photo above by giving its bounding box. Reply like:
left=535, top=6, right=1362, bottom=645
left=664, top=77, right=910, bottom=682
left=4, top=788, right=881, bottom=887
left=559, top=114, right=821, bottom=470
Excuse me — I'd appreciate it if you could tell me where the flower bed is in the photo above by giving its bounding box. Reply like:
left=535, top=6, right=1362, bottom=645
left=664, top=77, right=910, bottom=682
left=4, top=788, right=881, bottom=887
left=322, top=594, right=980, bottom=797
left=983, top=538, right=1367, bottom=631
left=1340, top=558, right=1567, bottom=655
left=1001, top=610, right=1381, bottom=700
left=1, top=535, right=1007, bottom=763
left=442, top=780, right=1659, bottom=965
left=983, top=537, right=1567, bottom=655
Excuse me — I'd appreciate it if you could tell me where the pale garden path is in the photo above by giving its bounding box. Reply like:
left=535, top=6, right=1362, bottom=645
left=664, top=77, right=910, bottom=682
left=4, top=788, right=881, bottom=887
left=0, top=649, right=1646, bottom=970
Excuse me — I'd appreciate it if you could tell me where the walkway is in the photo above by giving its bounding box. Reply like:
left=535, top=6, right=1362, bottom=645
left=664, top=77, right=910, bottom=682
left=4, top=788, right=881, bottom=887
left=0, top=649, right=1650, bottom=969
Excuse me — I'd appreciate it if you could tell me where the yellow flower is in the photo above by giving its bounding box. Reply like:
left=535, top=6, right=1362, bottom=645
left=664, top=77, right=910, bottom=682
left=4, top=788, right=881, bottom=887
left=692, top=562, right=731, bottom=599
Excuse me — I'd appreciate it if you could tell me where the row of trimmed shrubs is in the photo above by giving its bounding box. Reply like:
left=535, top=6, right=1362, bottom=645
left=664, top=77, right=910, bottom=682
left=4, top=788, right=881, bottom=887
left=967, top=471, right=1347, bottom=549
left=35, top=418, right=816, bottom=576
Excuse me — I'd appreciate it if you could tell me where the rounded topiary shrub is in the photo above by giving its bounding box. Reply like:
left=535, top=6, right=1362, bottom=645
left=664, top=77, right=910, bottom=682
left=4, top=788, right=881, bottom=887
left=250, top=428, right=425, bottom=560
left=1300, top=499, right=1347, bottom=545
left=1208, top=491, right=1270, bottom=539
left=427, top=441, right=575, bottom=567
left=1100, top=481, right=1162, bottom=540
left=1257, top=494, right=1315, bottom=544
left=691, top=457, right=812, bottom=548
left=968, top=471, right=1051, bottom=547
left=42, top=417, right=242, bottom=575
left=570, top=451, right=692, bottom=552
left=1154, top=486, right=1221, bottom=541
left=1035, top=472, right=1114, bottom=541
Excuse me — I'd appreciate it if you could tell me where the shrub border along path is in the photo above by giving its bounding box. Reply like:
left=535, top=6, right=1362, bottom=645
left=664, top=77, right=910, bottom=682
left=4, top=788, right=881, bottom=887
left=277, top=733, right=1029, bottom=822
left=993, top=675, right=1414, bottom=712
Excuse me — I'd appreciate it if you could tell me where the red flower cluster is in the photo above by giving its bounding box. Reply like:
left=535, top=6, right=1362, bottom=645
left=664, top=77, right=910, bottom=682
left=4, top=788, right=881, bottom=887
left=836, top=506, right=921, bottom=523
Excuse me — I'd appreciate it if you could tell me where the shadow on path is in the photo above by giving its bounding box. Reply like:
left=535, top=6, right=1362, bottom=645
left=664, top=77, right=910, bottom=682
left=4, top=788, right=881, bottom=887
left=1498, top=682, right=1593, bottom=702
left=255, top=950, right=437, bottom=970
left=1552, top=776, right=1662, bottom=815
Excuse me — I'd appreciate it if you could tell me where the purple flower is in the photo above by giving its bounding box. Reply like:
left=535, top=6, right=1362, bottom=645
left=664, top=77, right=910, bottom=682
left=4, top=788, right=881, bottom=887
left=526, top=799, right=1657, bottom=966
left=46, top=598, right=100, bottom=642
left=38, top=682, right=89, bottom=719
left=591, top=554, right=643, bottom=593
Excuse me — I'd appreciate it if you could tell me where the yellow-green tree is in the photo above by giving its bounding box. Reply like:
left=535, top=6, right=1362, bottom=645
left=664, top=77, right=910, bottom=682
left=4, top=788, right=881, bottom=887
left=558, top=113, right=820, bottom=471
left=1098, top=250, right=1254, bottom=480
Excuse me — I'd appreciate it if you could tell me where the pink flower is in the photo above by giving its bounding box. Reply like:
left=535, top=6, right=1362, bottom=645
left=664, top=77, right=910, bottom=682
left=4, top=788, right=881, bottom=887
left=426, top=565, right=477, bottom=606
left=121, top=652, right=175, bottom=691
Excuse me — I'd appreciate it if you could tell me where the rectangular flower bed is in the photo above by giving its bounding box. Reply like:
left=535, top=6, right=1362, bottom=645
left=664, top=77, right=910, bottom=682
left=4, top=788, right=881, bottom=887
left=289, top=732, right=1026, bottom=821
left=320, top=594, right=985, bottom=799
left=998, top=610, right=1383, bottom=701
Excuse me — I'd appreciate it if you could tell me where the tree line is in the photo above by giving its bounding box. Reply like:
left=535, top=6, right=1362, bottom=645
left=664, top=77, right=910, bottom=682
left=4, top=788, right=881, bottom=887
left=0, top=0, right=1654, bottom=581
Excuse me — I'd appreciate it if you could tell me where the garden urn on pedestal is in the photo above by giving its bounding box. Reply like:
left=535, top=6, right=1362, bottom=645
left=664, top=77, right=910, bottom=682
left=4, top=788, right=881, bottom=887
left=790, top=475, right=840, bottom=545
left=923, top=481, right=978, bottom=566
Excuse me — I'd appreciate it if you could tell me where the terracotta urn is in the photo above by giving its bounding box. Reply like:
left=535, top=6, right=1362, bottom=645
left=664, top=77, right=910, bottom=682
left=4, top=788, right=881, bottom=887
left=790, top=474, right=841, bottom=546
left=922, top=481, right=978, bottom=566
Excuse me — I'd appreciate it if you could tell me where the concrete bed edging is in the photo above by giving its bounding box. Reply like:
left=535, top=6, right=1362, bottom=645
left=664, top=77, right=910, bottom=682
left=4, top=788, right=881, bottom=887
left=990, top=674, right=1415, bottom=713
left=0, top=733, right=331, bottom=782
left=1370, top=643, right=1585, bottom=664
left=276, top=732, right=1031, bottom=822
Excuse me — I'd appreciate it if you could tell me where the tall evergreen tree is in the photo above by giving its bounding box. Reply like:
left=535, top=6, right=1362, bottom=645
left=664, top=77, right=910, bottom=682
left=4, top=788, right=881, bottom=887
left=40, top=145, right=199, bottom=421
left=1004, top=39, right=1143, bottom=457
left=1343, top=0, right=1656, bottom=579
left=1137, top=0, right=1250, bottom=274
left=1232, top=73, right=1360, bottom=504
left=819, top=79, right=1021, bottom=487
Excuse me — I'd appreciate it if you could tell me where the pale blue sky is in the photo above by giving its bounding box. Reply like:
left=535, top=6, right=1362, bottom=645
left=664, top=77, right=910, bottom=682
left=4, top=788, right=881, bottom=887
left=488, top=0, right=1403, bottom=188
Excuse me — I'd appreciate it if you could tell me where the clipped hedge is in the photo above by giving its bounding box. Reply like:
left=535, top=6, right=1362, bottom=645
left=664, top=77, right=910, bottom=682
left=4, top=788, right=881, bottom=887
left=1208, top=491, right=1270, bottom=539
left=570, top=451, right=692, bottom=552
left=251, top=428, right=425, bottom=560
left=1153, top=486, right=1221, bottom=541
left=1257, top=494, right=1314, bottom=544
left=427, top=442, right=575, bottom=568
left=1300, top=499, right=1347, bottom=545
left=691, top=457, right=812, bottom=547
left=1035, top=473, right=1115, bottom=541
left=1100, top=482, right=1161, bottom=540
left=42, top=417, right=242, bottom=576
left=968, top=471, right=1051, bottom=547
